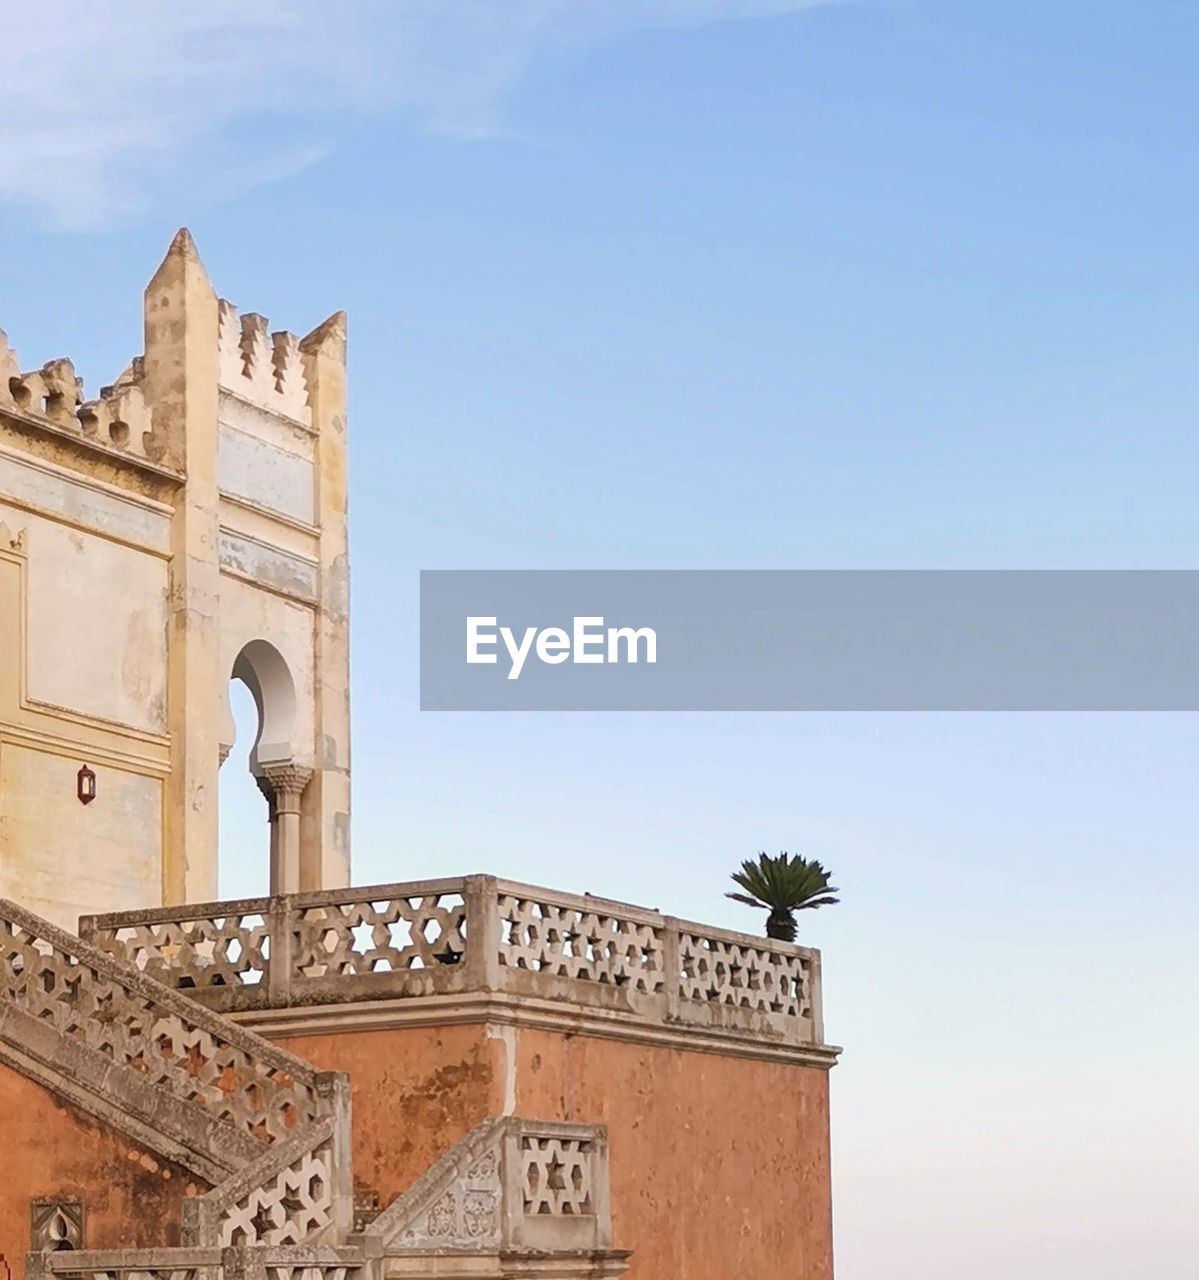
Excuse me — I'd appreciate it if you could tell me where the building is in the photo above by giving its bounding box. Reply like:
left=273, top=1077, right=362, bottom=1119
left=0, top=236, right=839, bottom=1279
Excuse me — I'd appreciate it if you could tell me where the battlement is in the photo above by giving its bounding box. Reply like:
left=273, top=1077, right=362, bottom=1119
left=0, top=331, right=167, bottom=469
left=218, top=300, right=312, bottom=427
left=0, top=232, right=341, bottom=491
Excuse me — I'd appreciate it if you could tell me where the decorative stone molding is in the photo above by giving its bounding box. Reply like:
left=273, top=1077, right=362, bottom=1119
left=384, top=1141, right=501, bottom=1252
left=0, top=518, right=24, bottom=553
left=259, top=764, right=314, bottom=805
left=365, top=1117, right=614, bottom=1257
left=30, top=1199, right=84, bottom=1253
left=254, top=774, right=276, bottom=812
left=351, top=1188, right=381, bottom=1236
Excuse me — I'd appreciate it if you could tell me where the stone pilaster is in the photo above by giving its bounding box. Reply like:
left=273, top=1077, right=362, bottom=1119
left=298, top=312, right=351, bottom=891
left=143, top=229, right=222, bottom=905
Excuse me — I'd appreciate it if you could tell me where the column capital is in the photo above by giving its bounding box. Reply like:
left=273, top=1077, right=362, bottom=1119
left=260, top=762, right=314, bottom=801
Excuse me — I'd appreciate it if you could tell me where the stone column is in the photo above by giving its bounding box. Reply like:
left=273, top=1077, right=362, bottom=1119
left=260, top=763, right=313, bottom=894
left=255, top=773, right=280, bottom=888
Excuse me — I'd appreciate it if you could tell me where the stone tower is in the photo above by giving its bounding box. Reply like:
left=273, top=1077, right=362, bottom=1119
left=0, top=231, right=350, bottom=927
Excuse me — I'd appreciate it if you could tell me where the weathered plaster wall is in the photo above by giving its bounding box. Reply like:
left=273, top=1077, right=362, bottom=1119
left=270, top=1026, right=506, bottom=1207
left=20, top=510, right=168, bottom=734
left=267, top=1022, right=833, bottom=1280
left=218, top=419, right=315, bottom=526
left=0, top=1061, right=199, bottom=1280
left=0, top=743, right=161, bottom=925
left=513, top=1029, right=834, bottom=1280
left=0, top=489, right=169, bottom=929
left=0, top=450, right=171, bottom=552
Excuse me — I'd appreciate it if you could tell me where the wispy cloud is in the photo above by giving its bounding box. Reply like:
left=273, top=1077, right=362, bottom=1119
left=0, top=0, right=832, bottom=230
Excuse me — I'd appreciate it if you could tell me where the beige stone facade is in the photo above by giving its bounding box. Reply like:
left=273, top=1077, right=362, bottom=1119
left=0, top=231, right=351, bottom=927
left=0, top=240, right=838, bottom=1280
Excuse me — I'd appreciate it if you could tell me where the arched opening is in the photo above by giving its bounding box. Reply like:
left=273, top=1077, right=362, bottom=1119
left=218, top=679, right=267, bottom=899
left=232, top=638, right=297, bottom=771
left=219, top=639, right=304, bottom=897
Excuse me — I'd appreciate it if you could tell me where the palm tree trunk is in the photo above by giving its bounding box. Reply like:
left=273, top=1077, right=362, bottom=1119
left=765, top=907, right=797, bottom=942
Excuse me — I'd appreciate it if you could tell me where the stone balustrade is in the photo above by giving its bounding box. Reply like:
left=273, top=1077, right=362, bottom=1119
left=2, top=896, right=355, bottom=1259
left=81, top=876, right=827, bottom=1054
left=0, top=898, right=331, bottom=1149
left=27, top=1118, right=629, bottom=1280
left=182, top=1113, right=352, bottom=1249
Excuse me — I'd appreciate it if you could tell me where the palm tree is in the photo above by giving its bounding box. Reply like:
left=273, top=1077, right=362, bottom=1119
left=726, top=852, right=840, bottom=942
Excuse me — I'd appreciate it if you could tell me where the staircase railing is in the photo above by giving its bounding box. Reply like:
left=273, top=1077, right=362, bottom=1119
left=1, top=898, right=353, bottom=1246
left=363, top=1116, right=614, bottom=1256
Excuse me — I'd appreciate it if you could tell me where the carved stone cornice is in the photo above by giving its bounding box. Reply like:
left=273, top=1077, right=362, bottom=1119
left=233, top=990, right=843, bottom=1071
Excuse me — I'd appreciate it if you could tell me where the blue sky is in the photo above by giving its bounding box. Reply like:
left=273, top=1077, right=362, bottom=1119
left=2, top=2, right=1197, bottom=1275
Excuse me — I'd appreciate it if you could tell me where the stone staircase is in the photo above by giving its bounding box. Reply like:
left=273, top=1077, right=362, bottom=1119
left=1, top=899, right=629, bottom=1280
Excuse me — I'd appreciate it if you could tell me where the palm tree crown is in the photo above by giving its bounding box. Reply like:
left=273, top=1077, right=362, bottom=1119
left=727, top=852, right=840, bottom=942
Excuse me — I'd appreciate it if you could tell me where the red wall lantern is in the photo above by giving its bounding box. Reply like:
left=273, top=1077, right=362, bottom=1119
left=77, top=764, right=96, bottom=806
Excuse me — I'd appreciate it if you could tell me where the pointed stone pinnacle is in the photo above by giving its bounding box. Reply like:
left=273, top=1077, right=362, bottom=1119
left=167, top=227, right=200, bottom=260
left=300, top=311, right=347, bottom=359
left=146, top=226, right=214, bottom=296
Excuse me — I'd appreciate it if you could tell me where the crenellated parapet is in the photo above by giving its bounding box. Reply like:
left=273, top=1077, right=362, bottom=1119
left=218, top=300, right=312, bottom=426
left=0, top=290, right=322, bottom=478
left=0, top=328, right=167, bottom=467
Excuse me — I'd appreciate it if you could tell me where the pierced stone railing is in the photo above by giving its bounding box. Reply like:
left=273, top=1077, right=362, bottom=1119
left=82, top=876, right=826, bottom=1050
left=1, top=898, right=353, bottom=1251
left=0, top=899, right=330, bottom=1145
left=364, top=1117, right=614, bottom=1256
left=183, top=1103, right=353, bottom=1248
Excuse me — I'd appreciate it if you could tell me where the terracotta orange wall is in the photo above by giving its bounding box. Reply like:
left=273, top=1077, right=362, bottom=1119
left=271, top=1025, right=506, bottom=1205
left=0, top=1063, right=201, bottom=1280
left=514, top=1030, right=833, bottom=1280
left=268, top=1023, right=832, bottom=1280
